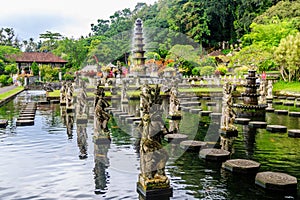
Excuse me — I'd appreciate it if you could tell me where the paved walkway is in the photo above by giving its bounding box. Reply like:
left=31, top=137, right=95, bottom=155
left=0, top=85, right=17, bottom=95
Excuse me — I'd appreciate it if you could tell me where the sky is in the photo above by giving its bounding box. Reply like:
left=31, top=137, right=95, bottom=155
left=0, top=0, right=157, bottom=41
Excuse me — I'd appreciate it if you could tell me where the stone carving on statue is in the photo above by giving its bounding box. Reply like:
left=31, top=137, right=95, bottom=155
left=66, top=82, right=74, bottom=110
left=121, top=80, right=128, bottom=103
left=76, top=82, right=88, bottom=120
left=267, top=80, right=273, bottom=98
left=138, top=84, right=170, bottom=191
left=168, top=86, right=181, bottom=117
left=94, top=87, right=110, bottom=135
left=258, top=80, right=267, bottom=104
left=60, top=81, right=67, bottom=104
left=220, top=81, right=236, bottom=131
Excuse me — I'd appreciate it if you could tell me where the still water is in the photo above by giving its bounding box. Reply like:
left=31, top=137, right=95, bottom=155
left=0, top=90, right=299, bottom=199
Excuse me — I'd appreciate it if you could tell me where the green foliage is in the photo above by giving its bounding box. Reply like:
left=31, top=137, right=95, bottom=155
left=272, top=81, right=300, bottom=93
left=274, top=32, right=300, bottom=82
left=0, top=75, right=9, bottom=86
left=145, top=51, right=161, bottom=60
left=254, top=1, right=300, bottom=25
left=30, top=62, right=39, bottom=76
left=4, top=63, right=18, bottom=75
left=199, top=57, right=217, bottom=67
left=242, top=21, right=298, bottom=47
left=200, top=66, right=215, bottom=76
left=192, top=67, right=201, bottom=76
left=39, top=65, right=59, bottom=82
left=215, top=65, right=227, bottom=75
left=63, top=73, right=75, bottom=81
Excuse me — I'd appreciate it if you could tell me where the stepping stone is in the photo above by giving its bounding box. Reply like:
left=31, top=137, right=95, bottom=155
left=274, top=110, right=288, bottom=115
left=180, top=102, right=191, bottom=107
left=50, top=100, right=60, bottom=104
left=164, top=133, right=188, bottom=143
left=189, top=101, right=201, bottom=106
left=222, top=159, right=260, bottom=174
left=287, top=97, right=296, bottom=100
left=273, top=101, right=283, bottom=105
left=189, top=108, right=202, bottom=114
left=125, top=117, right=141, bottom=123
left=248, top=121, right=267, bottom=129
left=113, top=112, right=127, bottom=117
left=0, top=119, right=8, bottom=128
left=288, top=129, right=300, bottom=138
left=16, top=119, right=34, bottom=126
left=296, top=103, right=300, bottom=108
left=199, top=148, right=230, bottom=161
left=289, top=112, right=300, bottom=117
left=265, top=107, right=275, bottom=112
left=255, top=171, right=297, bottom=192
left=191, top=97, right=200, bottom=101
left=278, top=96, right=287, bottom=100
left=266, top=125, right=287, bottom=133
left=38, top=101, right=49, bottom=105
left=200, top=111, right=212, bottom=116
left=206, top=102, right=217, bottom=106
left=180, top=140, right=207, bottom=151
left=219, top=129, right=238, bottom=137
left=119, top=114, right=134, bottom=120
left=202, top=97, right=211, bottom=100
left=283, top=102, right=294, bottom=106
left=18, top=116, right=34, bottom=120
left=19, top=114, right=35, bottom=118
left=234, top=118, right=251, bottom=125
left=181, top=107, right=190, bottom=112
left=210, top=112, right=222, bottom=121
left=296, top=98, right=300, bottom=102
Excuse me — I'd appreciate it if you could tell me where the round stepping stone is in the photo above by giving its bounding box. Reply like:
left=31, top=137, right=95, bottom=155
left=266, top=125, right=287, bottom=133
left=296, top=103, right=300, bottom=108
left=200, top=111, right=212, bottom=116
left=234, top=118, right=251, bottom=125
left=265, top=107, right=275, bottom=112
left=222, top=159, right=260, bottom=174
left=181, top=107, right=190, bottom=112
left=189, top=101, right=201, bottom=106
left=206, top=102, right=217, bottom=106
left=283, top=102, right=294, bottom=106
left=210, top=112, right=222, bottom=121
left=255, top=171, right=297, bottom=191
left=286, top=97, right=296, bottom=100
left=190, top=108, right=202, bottom=114
left=16, top=119, right=34, bottom=126
left=278, top=96, right=287, bottom=100
left=199, top=148, right=230, bottom=161
left=289, top=112, right=300, bottom=117
left=164, top=133, right=188, bottom=143
left=180, top=140, right=207, bottom=151
left=273, top=101, right=283, bottom=105
left=274, top=110, right=288, bottom=115
left=288, top=129, right=300, bottom=138
left=125, top=117, right=141, bottom=123
left=248, top=121, right=267, bottom=129
left=133, top=120, right=141, bottom=126
left=18, top=116, right=34, bottom=120
left=0, top=119, right=8, bottom=128
left=202, top=97, right=211, bottom=100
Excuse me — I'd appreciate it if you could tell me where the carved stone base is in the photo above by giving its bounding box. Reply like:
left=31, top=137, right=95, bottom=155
left=137, top=180, right=172, bottom=200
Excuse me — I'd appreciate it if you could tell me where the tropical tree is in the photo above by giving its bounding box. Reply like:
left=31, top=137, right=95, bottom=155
left=274, top=32, right=300, bottom=82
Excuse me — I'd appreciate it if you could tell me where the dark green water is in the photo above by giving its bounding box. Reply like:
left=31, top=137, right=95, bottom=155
left=0, top=91, right=299, bottom=199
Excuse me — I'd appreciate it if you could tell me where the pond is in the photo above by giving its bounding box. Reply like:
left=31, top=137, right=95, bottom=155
left=0, top=90, right=299, bottom=199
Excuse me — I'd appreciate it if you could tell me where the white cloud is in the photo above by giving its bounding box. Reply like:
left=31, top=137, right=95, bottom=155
left=0, top=0, right=157, bottom=40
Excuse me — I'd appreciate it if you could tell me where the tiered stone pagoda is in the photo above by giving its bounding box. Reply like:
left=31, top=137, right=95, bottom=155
left=131, top=18, right=147, bottom=76
left=234, top=70, right=267, bottom=119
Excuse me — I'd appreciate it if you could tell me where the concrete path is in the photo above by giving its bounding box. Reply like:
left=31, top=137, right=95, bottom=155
left=0, top=85, right=17, bottom=95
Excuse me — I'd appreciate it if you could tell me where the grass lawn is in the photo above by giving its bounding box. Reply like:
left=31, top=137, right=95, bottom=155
left=273, top=81, right=300, bottom=93
left=0, top=86, right=24, bottom=100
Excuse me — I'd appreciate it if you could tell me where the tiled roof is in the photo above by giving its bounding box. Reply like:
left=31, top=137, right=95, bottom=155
left=10, top=52, right=67, bottom=63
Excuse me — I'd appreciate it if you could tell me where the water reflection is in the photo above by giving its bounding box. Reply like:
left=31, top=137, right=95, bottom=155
left=76, top=123, right=88, bottom=159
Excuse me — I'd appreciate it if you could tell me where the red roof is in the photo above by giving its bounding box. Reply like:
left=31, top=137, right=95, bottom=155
left=10, top=52, right=67, bottom=63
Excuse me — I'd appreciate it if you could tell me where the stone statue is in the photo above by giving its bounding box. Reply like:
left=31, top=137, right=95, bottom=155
left=220, top=81, right=236, bottom=131
left=168, top=86, right=180, bottom=117
left=77, top=82, right=88, bottom=117
left=259, top=80, right=267, bottom=104
left=60, top=81, right=67, bottom=104
left=267, top=80, right=273, bottom=98
left=94, top=87, right=110, bottom=134
left=121, top=80, right=128, bottom=103
left=138, top=84, right=170, bottom=191
left=66, top=82, right=74, bottom=109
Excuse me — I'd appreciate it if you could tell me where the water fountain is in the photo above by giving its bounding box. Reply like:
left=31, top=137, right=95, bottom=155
left=233, top=70, right=267, bottom=120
